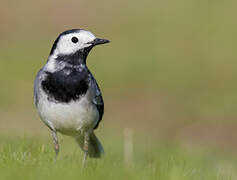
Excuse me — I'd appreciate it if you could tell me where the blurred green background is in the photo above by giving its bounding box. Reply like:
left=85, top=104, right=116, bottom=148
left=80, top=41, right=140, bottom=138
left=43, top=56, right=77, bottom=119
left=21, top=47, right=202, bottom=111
left=0, top=0, right=237, bottom=179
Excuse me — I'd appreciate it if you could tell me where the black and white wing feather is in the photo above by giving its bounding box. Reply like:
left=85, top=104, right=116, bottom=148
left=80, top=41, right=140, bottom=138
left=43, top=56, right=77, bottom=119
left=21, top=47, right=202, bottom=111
left=90, top=74, right=104, bottom=129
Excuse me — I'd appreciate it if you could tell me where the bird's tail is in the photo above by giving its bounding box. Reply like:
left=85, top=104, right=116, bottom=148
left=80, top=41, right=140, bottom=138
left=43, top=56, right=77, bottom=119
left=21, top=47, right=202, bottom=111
left=75, top=132, right=104, bottom=158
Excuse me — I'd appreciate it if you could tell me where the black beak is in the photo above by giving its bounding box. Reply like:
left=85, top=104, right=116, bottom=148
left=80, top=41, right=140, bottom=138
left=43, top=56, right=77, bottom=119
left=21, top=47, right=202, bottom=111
left=87, top=38, right=110, bottom=46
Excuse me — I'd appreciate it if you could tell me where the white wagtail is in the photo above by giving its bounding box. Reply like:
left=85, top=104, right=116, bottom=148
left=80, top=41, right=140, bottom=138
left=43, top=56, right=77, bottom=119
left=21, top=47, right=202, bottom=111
left=34, top=29, right=109, bottom=165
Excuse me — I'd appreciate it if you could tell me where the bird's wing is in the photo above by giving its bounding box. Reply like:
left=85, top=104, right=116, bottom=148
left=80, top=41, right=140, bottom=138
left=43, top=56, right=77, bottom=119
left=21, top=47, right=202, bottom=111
left=89, top=74, right=104, bottom=129
left=33, top=69, right=44, bottom=106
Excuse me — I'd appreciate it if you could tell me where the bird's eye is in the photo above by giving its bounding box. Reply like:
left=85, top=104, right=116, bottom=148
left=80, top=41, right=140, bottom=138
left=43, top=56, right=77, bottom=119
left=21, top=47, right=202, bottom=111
left=71, top=37, right=78, bottom=43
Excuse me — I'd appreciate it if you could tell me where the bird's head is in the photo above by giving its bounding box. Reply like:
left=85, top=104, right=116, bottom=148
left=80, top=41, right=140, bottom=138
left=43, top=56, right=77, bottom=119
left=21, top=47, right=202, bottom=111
left=49, top=29, right=110, bottom=59
left=45, top=29, right=109, bottom=72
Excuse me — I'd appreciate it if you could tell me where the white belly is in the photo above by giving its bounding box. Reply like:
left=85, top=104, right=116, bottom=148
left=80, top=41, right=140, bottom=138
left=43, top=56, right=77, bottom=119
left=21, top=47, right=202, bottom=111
left=37, top=91, right=99, bottom=136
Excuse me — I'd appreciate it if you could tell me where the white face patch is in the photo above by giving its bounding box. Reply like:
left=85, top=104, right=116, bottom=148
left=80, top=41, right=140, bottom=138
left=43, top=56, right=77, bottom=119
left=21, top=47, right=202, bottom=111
left=54, top=30, right=96, bottom=55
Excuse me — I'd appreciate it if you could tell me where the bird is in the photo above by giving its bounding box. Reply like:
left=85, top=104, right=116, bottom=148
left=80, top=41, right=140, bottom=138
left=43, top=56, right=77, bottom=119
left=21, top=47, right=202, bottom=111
left=33, top=29, right=109, bottom=166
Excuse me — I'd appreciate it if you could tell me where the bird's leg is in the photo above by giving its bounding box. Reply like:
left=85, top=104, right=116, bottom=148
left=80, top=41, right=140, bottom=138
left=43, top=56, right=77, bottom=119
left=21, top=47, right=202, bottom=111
left=82, top=132, right=90, bottom=168
left=51, top=131, right=59, bottom=161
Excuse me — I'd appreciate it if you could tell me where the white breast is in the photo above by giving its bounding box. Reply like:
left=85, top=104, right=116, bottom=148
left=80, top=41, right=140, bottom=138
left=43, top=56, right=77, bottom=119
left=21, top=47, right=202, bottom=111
left=37, top=89, right=99, bottom=136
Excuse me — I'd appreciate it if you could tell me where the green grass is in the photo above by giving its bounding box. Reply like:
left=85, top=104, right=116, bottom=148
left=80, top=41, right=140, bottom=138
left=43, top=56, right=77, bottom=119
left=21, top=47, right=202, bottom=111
left=0, top=135, right=235, bottom=180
